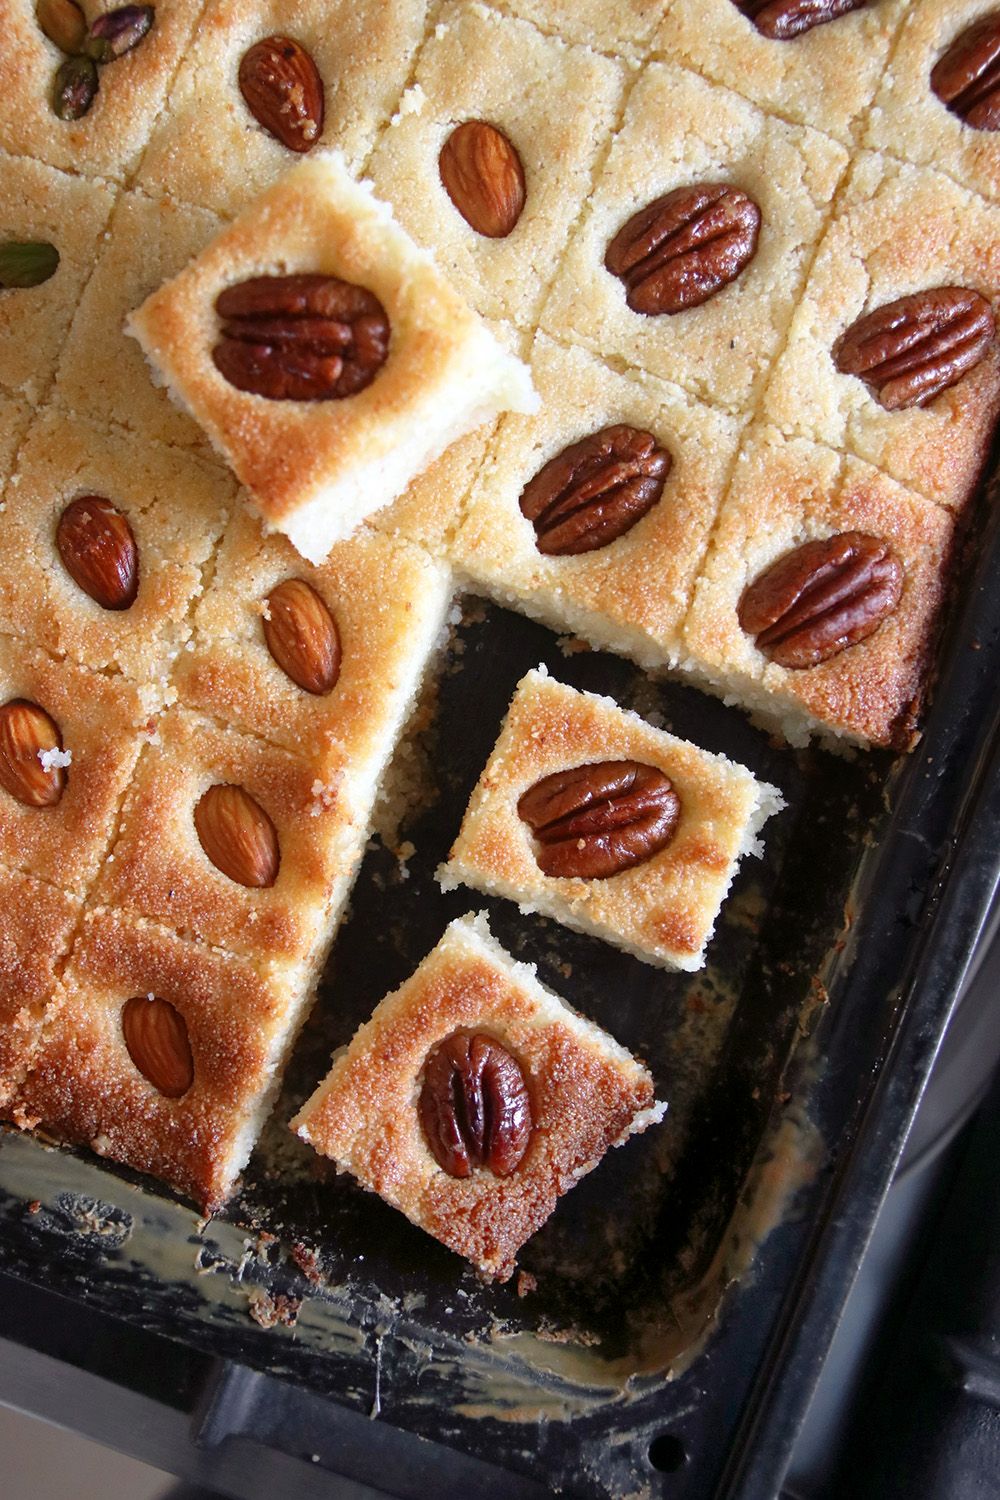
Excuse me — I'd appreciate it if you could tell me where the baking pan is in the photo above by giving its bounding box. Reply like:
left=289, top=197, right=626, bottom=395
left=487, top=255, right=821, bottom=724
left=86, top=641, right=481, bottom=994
left=0, top=450, right=999, bottom=1500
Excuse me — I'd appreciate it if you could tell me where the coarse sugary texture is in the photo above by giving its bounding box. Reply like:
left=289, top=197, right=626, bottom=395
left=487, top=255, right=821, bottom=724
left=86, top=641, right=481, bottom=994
left=93, top=708, right=365, bottom=968
left=0, top=152, right=116, bottom=404
left=540, top=62, right=849, bottom=415
left=54, top=190, right=225, bottom=455
left=439, top=668, right=783, bottom=971
left=488, top=0, right=663, bottom=53
left=173, top=514, right=453, bottom=782
left=366, top=2, right=625, bottom=329
left=137, top=0, right=430, bottom=218
left=126, top=151, right=538, bottom=563
left=450, top=335, right=744, bottom=667
left=292, top=911, right=665, bottom=1280
left=11, top=908, right=306, bottom=1209
left=0, top=868, right=80, bottom=1108
left=0, top=0, right=205, bottom=181
left=0, top=396, right=31, bottom=476
left=762, top=153, right=1000, bottom=513
left=683, top=426, right=955, bottom=750
left=0, top=408, right=233, bottom=681
left=653, top=0, right=910, bottom=145
left=864, top=0, right=1000, bottom=206
left=0, top=639, right=158, bottom=896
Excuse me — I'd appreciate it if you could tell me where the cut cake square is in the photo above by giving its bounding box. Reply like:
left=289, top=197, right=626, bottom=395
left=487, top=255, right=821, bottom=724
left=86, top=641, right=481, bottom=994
left=0, top=152, right=115, bottom=404
left=449, top=334, right=744, bottom=668
left=683, top=426, right=955, bottom=750
left=539, top=62, right=848, bottom=414
left=137, top=0, right=429, bottom=219
left=0, top=408, right=234, bottom=681
left=366, top=2, right=625, bottom=329
left=11, top=907, right=305, bottom=1209
left=0, top=868, right=80, bottom=1109
left=439, top=668, right=783, bottom=971
left=762, top=153, right=1000, bottom=513
left=292, top=911, right=665, bottom=1280
left=491, top=0, right=663, bottom=53
left=94, top=708, right=366, bottom=970
left=126, top=151, right=538, bottom=562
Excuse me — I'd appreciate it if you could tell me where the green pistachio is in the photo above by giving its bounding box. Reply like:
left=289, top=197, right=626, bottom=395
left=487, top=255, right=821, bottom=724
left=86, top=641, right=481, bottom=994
left=85, top=5, right=154, bottom=62
left=0, top=241, right=60, bottom=290
left=52, top=52, right=99, bottom=118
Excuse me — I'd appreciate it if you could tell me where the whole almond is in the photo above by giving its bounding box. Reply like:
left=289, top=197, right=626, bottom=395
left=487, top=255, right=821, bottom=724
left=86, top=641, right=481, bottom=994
left=122, top=996, right=194, bottom=1099
left=194, top=783, right=280, bottom=889
left=238, top=36, right=325, bottom=153
left=56, top=495, right=139, bottom=611
left=37, top=0, right=86, bottom=54
left=263, top=578, right=341, bottom=695
left=0, top=699, right=66, bottom=808
left=439, top=121, right=526, bottom=239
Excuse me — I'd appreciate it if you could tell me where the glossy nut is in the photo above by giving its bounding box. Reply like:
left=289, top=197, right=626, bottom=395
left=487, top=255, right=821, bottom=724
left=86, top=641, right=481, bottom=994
left=834, top=287, right=996, bottom=411
left=0, top=699, right=66, bottom=808
left=605, top=183, right=761, bottom=315
left=52, top=53, right=98, bottom=119
left=519, top=425, right=671, bottom=556
left=931, top=12, right=1000, bottom=131
left=238, top=35, right=325, bottom=153
left=194, top=783, right=280, bottom=889
left=0, top=240, right=59, bottom=289
left=263, top=578, right=341, bottom=695
left=56, top=495, right=139, bottom=610
left=419, top=1030, right=532, bottom=1178
left=36, top=0, right=86, bottom=54
left=85, top=4, right=153, bottom=61
left=121, top=996, right=194, bottom=1099
left=439, top=121, right=526, bottom=239
left=734, top=0, right=867, bottom=41
left=517, top=760, right=681, bottom=880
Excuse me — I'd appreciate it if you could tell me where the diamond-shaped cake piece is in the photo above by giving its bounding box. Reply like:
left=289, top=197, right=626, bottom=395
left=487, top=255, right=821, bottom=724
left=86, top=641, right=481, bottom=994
left=127, top=152, right=537, bottom=562
left=292, top=912, right=665, bottom=1280
left=439, top=669, right=783, bottom=971
left=0, top=868, right=80, bottom=1109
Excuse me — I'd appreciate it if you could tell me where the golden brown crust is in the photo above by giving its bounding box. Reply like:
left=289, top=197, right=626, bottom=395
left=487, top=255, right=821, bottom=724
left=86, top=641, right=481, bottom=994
left=293, top=915, right=658, bottom=1278
left=0, top=869, right=79, bottom=1107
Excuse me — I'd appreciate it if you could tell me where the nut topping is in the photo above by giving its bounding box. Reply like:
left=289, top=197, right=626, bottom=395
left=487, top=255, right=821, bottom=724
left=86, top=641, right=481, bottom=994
left=122, top=996, right=194, bottom=1099
left=37, top=0, right=86, bottom=53
left=834, top=287, right=996, bottom=411
left=212, top=274, right=390, bottom=401
left=263, top=578, right=341, bottom=695
left=238, top=36, right=325, bottom=154
left=53, top=53, right=98, bottom=119
left=439, top=121, right=526, bottom=239
left=738, top=532, right=904, bottom=669
left=605, top=183, right=761, bottom=316
left=519, top=425, right=671, bottom=556
left=734, top=0, right=867, bottom=40
left=419, top=1030, right=532, bottom=1179
left=56, top=495, right=139, bottom=611
left=0, top=240, right=59, bottom=289
left=194, top=784, right=280, bottom=889
left=518, top=761, right=681, bottom=880
left=931, top=13, right=1000, bottom=131
left=0, top=699, right=67, bottom=808
left=86, top=4, right=153, bottom=61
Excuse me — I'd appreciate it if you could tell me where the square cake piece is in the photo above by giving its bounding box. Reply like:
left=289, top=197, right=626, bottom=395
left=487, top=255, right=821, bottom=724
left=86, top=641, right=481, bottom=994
left=683, top=427, right=955, bottom=750
left=653, top=0, right=909, bottom=145
left=292, top=911, right=665, bottom=1280
left=0, top=640, right=156, bottom=896
left=864, top=1, right=1000, bottom=207
left=94, top=709, right=367, bottom=971
left=11, top=908, right=305, bottom=1209
left=366, top=2, right=625, bottom=329
left=491, top=0, right=663, bottom=54
left=173, top=514, right=451, bottom=784
left=762, top=154, right=1000, bottom=513
left=0, top=0, right=204, bottom=181
left=439, top=669, right=783, bottom=971
left=137, top=0, right=429, bottom=219
left=0, top=409, right=233, bottom=682
left=0, top=868, right=80, bottom=1109
left=0, top=152, right=115, bottom=404
left=126, top=152, right=537, bottom=562
left=539, top=63, right=848, bottom=414
left=54, top=191, right=225, bottom=454
left=449, top=335, right=744, bottom=669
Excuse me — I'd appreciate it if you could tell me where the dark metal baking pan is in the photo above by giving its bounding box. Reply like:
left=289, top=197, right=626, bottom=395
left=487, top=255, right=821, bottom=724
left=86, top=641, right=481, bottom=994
left=1, top=452, right=999, bottom=1499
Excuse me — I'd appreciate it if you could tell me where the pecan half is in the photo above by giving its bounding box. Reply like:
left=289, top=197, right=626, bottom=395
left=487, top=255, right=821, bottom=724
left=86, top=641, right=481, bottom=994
left=419, top=1030, right=532, bottom=1179
left=605, top=183, right=761, bottom=316
left=238, top=36, right=325, bottom=153
left=263, top=578, right=341, bottom=695
left=834, top=287, right=996, bottom=410
left=931, top=13, right=1000, bottom=131
left=439, top=121, right=526, bottom=239
left=194, top=783, right=280, bottom=889
left=518, top=761, right=681, bottom=880
left=0, top=699, right=66, bottom=808
left=734, top=0, right=867, bottom=40
left=212, top=274, right=390, bottom=401
left=738, top=532, right=903, bottom=669
left=519, top=425, right=672, bottom=556
left=56, top=495, right=139, bottom=611
left=122, top=996, right=194, bottom=1099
